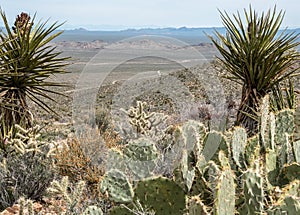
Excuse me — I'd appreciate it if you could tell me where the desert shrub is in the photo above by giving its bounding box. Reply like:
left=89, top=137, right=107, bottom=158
left=95, top=106, right=112, bottom=134
left=54, top=137, right=104, bottom=185
left=46, top=176, right=112, bottom=214
left=0, top=151, right=55, bottom=211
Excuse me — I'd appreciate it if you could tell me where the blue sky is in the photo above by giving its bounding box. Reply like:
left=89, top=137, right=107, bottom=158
left=1, top=0, right=299, bottom=30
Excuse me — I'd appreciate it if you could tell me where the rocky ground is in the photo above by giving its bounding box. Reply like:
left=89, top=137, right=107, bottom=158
left=28, top=40, right=300, bottom=146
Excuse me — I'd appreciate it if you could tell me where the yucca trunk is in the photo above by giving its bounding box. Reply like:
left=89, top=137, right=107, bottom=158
left=1, top=90, right=32, bottom=129
left=236, top=86, right=265, bottom=135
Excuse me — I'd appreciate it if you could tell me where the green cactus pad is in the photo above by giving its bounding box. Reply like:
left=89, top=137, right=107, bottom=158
left=275, top=109, right=294, bottom=145
left=100, top=169, right=134, bottom=203
left=245, top=134, right=260, bottom=167
left=134, top=176, right=186, bottom=215
left=271, top=196, right=300, bottom=214
left=242, top=168, right=264, bottom=214
left=109, top=205, right=134, bottom=215
left=218, top=150, right=230, bottom=169
left=178, top=148, right=196, bottom=192
left=201, top=131, right=225, bottom=165
left=266, top=149, right=278, bottom=185
left=182, top=120, right=206, bottom=152
left=203, top=161, right=221, bottom=197
left=124, top=138, right=158, bottom=161
left=231, top=126, right=247, bottom=168
left=105, top=149, right=126, bottom=172
left=269, top=112, right=276, bottom=150
left=214, top=169, right=235, bottom=215
left=123, top=138, right=158, bottom=179
left=282, top=196, right=300, bottom=214
left=293, top=140, right=300, bottom=163
left=279, top=163, right=300, bottom=184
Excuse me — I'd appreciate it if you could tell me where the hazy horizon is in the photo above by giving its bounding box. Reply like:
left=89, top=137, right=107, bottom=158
left=1, top=0, right=299, bottom=31
left=60, top=26, right=300, bottom=32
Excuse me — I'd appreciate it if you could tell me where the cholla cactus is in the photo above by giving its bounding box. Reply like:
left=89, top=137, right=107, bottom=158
left=12, top=12, right=33, bottom=35
left=18, top=197, right=34, bottom=215
left=126, top=101, right=167, bottom=137
left=3, top=123, right=54, bottom=155
left=47, top=176, right=86, bottom=213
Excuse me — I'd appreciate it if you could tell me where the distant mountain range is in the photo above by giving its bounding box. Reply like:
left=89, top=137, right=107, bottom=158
left=1, top=26, right=299, bottom=44
left=63, top=27, right=226, bottom=36
left=65, top=26, right=300, bottom=35
left=59, top=27, right=300, bottom=43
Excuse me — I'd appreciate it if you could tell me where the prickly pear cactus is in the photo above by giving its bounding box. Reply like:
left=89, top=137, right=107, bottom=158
left=187, top=196, right=210, bottom=215
left=134, top=176, right=186, bottom=215
left=124, top=138, right=158, bottom=161
left=294, top=106, right=300, bottom=141
left=244, top=134, right=260, bottom=167
left=241, top=166, right=264, bottom=214
left=200, top=131, right=225, bottom=168
left=293, top=140, right=300, bottom=163
left=179, top=149, right=196, bottom=192
left=105, top=148, right=126, bottom=173
left=279, top=180, right=300, bottom=199
left=123, top=137, right=158, bottom=179
left=275, top=109, right=294, bottom=145
left=278, top=163, right=300, bottom=185
left=278, top=133, right=295, bottom=167
left=181, top=120, right=206, bottom=152
left=231, top=126, right=247, bottom=168
left=100, top=169, right=134, bottom=203
left=269, top=112, right=276, bottom=150
left=268, top=196, right=300, bottom=214
left=218, top=150, right=230, bottom=169
left=82, top=206, right=103, bottom=215
left=109, top=206, right=133, bottom=215
left=281, top=196, right=300, bottom=214
left=214, top=169, right=235, bottom=215
left=203, top=160, right=221, bottom=199
left=265, top=148, right=278, bottom=185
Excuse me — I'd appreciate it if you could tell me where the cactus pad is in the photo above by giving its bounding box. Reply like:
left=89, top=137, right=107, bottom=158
left=134, top=176, right=185, bottom=215
left=214, top=169, right=235, bottom=215
left=100, top=169, right=134, bottom=203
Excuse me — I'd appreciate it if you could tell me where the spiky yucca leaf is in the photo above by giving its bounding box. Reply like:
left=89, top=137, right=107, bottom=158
left=270, top=78, right=296, bottom=112
left=209, top=6, right=300, bottom=134
left=0, top=11, right=69, bottom=130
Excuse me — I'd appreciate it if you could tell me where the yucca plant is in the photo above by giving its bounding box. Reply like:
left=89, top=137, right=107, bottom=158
left=209, top=6, right=300, bottom=134
left=0, top=11, right=69, bottom=135
left=270, top=78, right=297, bottom=112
